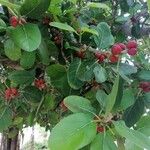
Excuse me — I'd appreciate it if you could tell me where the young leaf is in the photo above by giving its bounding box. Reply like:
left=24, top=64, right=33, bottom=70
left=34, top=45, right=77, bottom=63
left=4, top=39, right=21, bottom=61
left=114, top=121, right=150, bottom=150
left=67, top=58, right=83, bottom=89
left=90, top=132, right=117, bottom=150
left=48, top=113, right=97, bottom=150
left=87, top=2, right=110, bottom=10
left=50, top=22, right=77, bottom=33
left=9, top=23, right=41, bottom=52
left=105, top=75, right=120, bottom=115
left=64, top=96, right=95, bottom=115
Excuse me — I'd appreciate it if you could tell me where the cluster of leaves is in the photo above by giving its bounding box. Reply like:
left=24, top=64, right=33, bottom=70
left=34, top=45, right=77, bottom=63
left=0, top=0, right=149, bottom=149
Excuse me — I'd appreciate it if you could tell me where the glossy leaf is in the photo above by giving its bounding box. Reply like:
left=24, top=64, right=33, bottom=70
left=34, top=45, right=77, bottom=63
left=4, top=39, right=21, bottom=61
left=67, top=59, right=83, bottom=89
left=114, top=121, right=150, bottom=150
left=48, top=113, right=97, bottom=150
left=20, top=0, right=50, bottom=19
left=64, top=96, right=95, bottom=115
left=93, top=65, right=107, bottom=83
left=20, top=51, right=36, bottom=69
left=9, top=23, right=41, bottom=52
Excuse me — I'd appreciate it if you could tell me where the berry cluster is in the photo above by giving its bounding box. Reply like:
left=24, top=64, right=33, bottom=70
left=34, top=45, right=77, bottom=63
left=10, top=16, right=26, bottom=27
left=5, top=88, right=19, bottom=101
left=95, top=40, right=138, bottom=63
left=139, top=82, right=150, bottom=93
left=34, top=79, right=46, bottom=90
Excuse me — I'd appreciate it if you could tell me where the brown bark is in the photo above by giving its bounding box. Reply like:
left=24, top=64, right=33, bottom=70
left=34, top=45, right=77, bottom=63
left=0, top=132, right=20, bottom=150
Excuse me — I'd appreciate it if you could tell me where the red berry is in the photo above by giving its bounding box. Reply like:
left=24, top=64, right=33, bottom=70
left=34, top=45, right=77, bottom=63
left=139, top=82, right=150, bottom=93
left=127, top=40, right=137, bottom=49
left=97, top=126, right=104, bottom=133
left=95, top=52, right=106, bottom=63
left=111, top=44, right=122, bottom=55
left=127, top=48, right=137, bottom=56
left=109, top=55, right=119, bottom=63
left=60, top=101, right=68, bottom=112
left=10, top=16, right=19, bottom=27
left=118, top=43, right=126, bottom=50
left=5, top=88, right=19, bottom=101
left=43, top=17, right=50, bottom=25
left=76, top=51, right=85, bottom=59
left=34, top=79, right=46, bottom=90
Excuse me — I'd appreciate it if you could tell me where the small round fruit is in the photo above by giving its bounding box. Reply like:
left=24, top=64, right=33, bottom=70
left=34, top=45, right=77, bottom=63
left=75, top=51, right=85, bottom=59
left=10, top=16, right=18, bottom=27
left=109, top=55, right=119, bottom=63
left=118, top=43, right=126, bottom=50
left=127, top=48, right=137, bottom=56
left=111, top=44, right=122, bottom=55
left=127, top=40, right=137, bottom=49
left=97, top=126, right=104, bottom=133
left=139, top=82, right=150, bottom=93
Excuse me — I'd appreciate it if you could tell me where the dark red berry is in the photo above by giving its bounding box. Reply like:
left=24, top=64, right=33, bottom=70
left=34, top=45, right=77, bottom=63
left=127, top=40, right=137, bottom=49
left=75, top=51, right=85, bottom=59
left=109, top=55, right=119, bottom=63
left=118, top=43, right=126, bottom=50
left=139, top=82, right=150, bottom=93
left=60, top=101, right=68, bottom=112
left=43, top=16, right=50, bottom=25
left=111, top=44, right=122, bottom=55
left=97, top=126, right=104, bottom=133
left=127, top=48, right=137, bottom=56
left=10, top=16, right=19, bottom=27
left=95, top=52, right=106, bottom=63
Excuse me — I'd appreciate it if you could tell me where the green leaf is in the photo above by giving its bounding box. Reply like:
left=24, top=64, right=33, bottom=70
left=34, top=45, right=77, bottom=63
left=48, top=113, right=97, bottom=150
left=120, top=88, right=135, bottom=110
left=119, top=63, right=137, bottom=75
left=77, top=60, right=97, bottom=81
left=87, top=2, right=110, bottom=10
left=137, top=70, right=150, bottom=81
left=50, top=22, right=77, bottom=33
left=20, top=0, right=50, bottom=19
left=123, top=98, right=144, bottom=127
left=48, top=0, right=62, bottom=16
left=20, top=51, right=36, bottom=69
left=94, top=22, right=114, bottom=49
left=144, top=92, right=150, bottom=108
left=96, top=90, right=107, bottom=109
left=114, top=121, right=150, bottom=150
left=93, top=65, right=107, bottom=83
left=81, top=26, right=98, bottom=36
left=125, top=139, right=143, bottom=150
left=67, top=59, right=83, bottom=89
left=148, top=0, right=150, bottom=11
left=38, top=40, right=50, bottom=65
left=0, top=107, right=12, bottom=132
left=23, top=86, right=42, bottom=104
left=4, top=39, right=21, bottom=61
left=44, top=94, right=56, bottom=110
left=0, top=18, right=6, bottom=32
left=105, top=75, right=120, bottom=115
left=90, top=132, right=117, bottom=150
left=46, top=64, right=70, bottom=96
left=64, top=96, right=95, bottom=115
left=8, top=70, right=35, bottom=85
left=136, top=116, right=150, bottom=130
left=9, top=23, right=41, bottom=52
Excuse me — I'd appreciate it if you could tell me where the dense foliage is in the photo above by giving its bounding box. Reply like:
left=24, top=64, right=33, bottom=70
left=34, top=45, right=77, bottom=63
left=0, top=0, right=150, bottom=150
